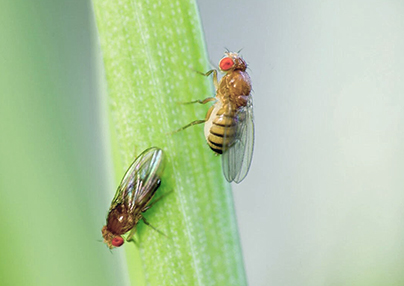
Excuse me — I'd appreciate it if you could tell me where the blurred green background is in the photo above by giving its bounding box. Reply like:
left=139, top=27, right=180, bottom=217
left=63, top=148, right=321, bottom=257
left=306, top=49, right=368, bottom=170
left=0, top=1, right=127, bottom=285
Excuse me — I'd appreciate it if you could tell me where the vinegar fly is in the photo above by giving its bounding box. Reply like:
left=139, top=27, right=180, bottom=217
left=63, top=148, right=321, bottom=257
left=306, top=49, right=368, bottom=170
left=101, top=147, right=165, bottom=249
left=176, top=51, right=254, bottom=183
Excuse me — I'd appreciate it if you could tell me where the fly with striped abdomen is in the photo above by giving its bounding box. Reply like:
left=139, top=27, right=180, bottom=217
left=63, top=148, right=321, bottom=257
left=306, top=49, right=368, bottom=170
left=175, top=51, right=254, bottom=183
left=101, top=147, right=165, bottom=249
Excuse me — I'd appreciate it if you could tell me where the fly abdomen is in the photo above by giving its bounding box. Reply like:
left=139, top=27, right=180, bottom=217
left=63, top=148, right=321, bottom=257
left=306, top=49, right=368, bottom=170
left=207, top=131, right=224, bottom=154
left=207, top=108, right=236, bottom=154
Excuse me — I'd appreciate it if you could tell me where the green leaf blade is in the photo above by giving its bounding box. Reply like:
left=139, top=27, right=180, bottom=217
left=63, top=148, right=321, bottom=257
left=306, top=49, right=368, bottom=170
left=92, top=0, right=247, bottom=285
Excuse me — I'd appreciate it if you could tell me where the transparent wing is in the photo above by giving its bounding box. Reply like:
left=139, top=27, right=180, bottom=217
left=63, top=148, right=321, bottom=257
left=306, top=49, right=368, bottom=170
left=222, top=97, right=254, bottom=183
left=110, top=147, right=165, bottom=212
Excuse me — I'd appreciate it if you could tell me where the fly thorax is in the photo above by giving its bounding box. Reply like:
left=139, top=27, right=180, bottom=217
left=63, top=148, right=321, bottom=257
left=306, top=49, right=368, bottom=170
left=106, top=204, right=135, bottom=235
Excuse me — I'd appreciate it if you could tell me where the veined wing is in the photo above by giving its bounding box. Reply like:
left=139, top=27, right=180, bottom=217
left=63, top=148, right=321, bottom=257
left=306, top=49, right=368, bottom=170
left=110, top=147, right=165, bottom=212
left=222, top=97, right=254, bottom=183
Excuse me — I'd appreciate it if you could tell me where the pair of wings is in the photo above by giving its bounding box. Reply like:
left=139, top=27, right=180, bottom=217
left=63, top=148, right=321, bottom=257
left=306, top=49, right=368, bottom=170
left=110, top=147, right=165, bottom=213
left=222, top=96, right=255, bottom=183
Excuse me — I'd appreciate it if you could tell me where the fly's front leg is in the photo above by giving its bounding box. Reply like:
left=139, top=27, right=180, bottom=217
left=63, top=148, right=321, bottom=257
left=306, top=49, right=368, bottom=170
left=181, top=97, right=216, bottom=105
left=197, top=69, right=219, bottom=90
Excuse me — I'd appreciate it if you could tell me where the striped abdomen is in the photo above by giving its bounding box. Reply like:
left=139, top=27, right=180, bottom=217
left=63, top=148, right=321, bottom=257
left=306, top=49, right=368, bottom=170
left=204, top=102, right=236, bottom=154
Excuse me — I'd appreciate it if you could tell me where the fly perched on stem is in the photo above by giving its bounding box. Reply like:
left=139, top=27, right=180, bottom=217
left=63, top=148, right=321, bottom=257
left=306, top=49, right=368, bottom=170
left=102, top=147, right=165, bottom=249
left=175, top=51, right=254, bottom=183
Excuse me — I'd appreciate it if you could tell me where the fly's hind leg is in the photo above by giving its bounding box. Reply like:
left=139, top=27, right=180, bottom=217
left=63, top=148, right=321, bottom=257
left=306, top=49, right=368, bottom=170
left=170, top=119, right=206, bottom=135
left=142, top=216, right=167, bottom=237
left=142, top=190, right=174, bottom=212
left=171, top=104, right=215, bottom=135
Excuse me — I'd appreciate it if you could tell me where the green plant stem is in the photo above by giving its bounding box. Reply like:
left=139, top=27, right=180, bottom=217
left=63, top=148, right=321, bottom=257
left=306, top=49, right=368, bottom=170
left=92, top=0, right=247, bottom=285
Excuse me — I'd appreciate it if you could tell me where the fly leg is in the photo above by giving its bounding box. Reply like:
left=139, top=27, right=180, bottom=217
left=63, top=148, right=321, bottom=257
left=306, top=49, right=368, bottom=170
left=126, top=225, right=137, bottom=243
left=126, top=213, right=144, bottom=242
left=142, top=216, right=167, bottom=237
left=142, top=190, right=174, bottom=212
left=171, top=103, right=216, bottom=135
left=181, top=97, right=216, bottom=105
left=170, top=119, right=206, bottom=135
left=172, top=68, right=218, bottom=134
left=197, top=69, right=219, bottom=90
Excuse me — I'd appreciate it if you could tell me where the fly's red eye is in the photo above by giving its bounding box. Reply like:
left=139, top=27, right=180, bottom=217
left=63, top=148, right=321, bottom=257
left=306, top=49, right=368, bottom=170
left=219, top=57, right=234, bottom=71
left=112, top=236, right=124, bottom=247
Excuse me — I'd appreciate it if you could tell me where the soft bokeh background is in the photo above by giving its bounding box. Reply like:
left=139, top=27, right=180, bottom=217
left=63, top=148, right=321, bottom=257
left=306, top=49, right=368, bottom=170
left=1, top=0, right=403, bottom=285
left=0, top=1, right=127, bottom=285
left=197, top=1, right=404, bottom=285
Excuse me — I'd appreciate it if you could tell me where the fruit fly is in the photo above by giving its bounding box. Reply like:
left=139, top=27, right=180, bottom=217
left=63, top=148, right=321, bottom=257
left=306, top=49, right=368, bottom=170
left=101, top=147, right=165, bottom=249
left=176, top=51, right=254, bottom=183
